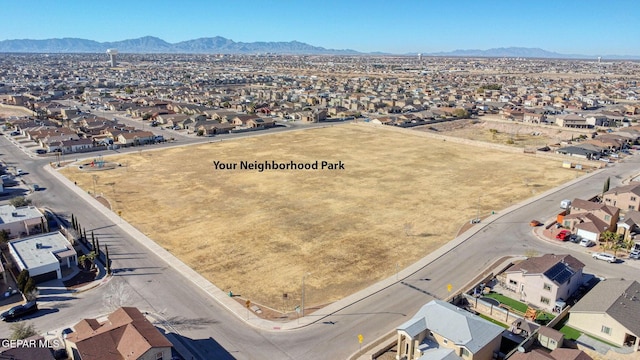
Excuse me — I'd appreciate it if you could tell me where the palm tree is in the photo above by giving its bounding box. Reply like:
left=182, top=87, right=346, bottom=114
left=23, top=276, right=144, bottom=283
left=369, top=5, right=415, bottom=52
left=600, top=231, right=620, bottom=252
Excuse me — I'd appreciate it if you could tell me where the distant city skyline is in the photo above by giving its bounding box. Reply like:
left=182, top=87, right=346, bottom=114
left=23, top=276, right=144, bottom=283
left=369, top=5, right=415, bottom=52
left=2, top=0, right=639, bottom=56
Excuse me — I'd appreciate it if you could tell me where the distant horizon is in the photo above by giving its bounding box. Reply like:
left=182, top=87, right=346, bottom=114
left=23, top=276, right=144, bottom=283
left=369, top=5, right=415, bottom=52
left=0, top=35, right=640, bottom=60
left=2, top=0, right=639, bottom=56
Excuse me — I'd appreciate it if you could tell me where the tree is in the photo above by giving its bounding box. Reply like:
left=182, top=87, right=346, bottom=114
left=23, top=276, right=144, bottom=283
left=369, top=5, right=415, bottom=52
left=10, top=322, right=38, bottom=340
left=105, top=245, right=111, bottom=275
left=17, top=270, right=30, bottom=292
left=600, top=231, right=620, bottom=251
left=79, top=251, right=97, bottom=271
left=0, top=229, right=10, bottom=244
left=23, top=278, right=36, bottom=295
left=452, top=108, right=469, bottom=119
left=603, top=177, right=611, bottom=197
left=25, top=287, right=39, bottom=301
left=9, top=196, right=31, bottom=208
left=623, top=236, right=635, bottom=252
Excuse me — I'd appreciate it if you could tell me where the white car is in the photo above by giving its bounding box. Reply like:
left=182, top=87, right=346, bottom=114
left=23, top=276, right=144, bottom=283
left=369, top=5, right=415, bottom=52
left=630, top=250, right=640, bottom=259
left=592, top=252, right=616, bottom=263
left=579, top=238, right=595, bottom=247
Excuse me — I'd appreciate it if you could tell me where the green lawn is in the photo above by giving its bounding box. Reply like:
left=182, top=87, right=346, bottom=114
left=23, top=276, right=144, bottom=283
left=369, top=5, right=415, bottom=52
left=479, top=314, right=509, bottom=328
left=484, top=293, right=528, bottom=313
left=535, top=311, right=555, bottom=324
left=557, top=324, right=582, bottom=341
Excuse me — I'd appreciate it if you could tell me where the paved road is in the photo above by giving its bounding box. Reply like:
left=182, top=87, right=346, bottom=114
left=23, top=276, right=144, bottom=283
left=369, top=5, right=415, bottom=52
left=1, top=127, right=639, bottom=359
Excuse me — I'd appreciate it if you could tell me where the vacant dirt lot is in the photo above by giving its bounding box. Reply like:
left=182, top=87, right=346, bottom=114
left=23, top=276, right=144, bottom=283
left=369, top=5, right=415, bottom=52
left=60, top=124, right=577, bottom=312
left=417, top=118, right=587, bottom=148
left=0, top=105, right=33, bottom=118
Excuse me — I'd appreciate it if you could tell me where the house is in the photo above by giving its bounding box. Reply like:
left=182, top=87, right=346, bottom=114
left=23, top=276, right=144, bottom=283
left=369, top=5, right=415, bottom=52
left=603, top=182, right=640, bottom=213
left=117, top=131, right=155, bottom=146
left=554, top=146, right=600, bottom=160
left=508, top=348, right=592, bottom=360
left=197, top=122, right=236, bottom=136
left=555, top=114, right=590, bottom=128
left=616, top=210, right=640, bottom=243
left=0, top=204, right=46, bottom=238
left=499, top=254, right=584, bottom=312
left=8, top=231, right=77, bottom=283
left=60, top=138, right=95, bottom=154
left=65, top=307, right=173, bottom=360
left=568, top=279, right=640, bottom=351
left=562, top=198, right=619, bottom=241
left=396, top=299, right=504, bottom=360
left=523, top=112, right=546, bottom=124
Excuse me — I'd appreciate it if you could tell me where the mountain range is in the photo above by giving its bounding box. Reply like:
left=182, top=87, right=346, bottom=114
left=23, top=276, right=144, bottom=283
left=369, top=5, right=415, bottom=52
left=0, top=36, right=638, bottom=59
left=0, top=36, right=358, bottom=55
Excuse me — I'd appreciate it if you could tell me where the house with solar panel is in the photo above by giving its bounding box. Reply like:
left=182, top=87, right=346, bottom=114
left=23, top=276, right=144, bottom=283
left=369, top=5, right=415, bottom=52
left=396, top=300, right=504, bottom=360
left=499, top=254, right=584, bottom=312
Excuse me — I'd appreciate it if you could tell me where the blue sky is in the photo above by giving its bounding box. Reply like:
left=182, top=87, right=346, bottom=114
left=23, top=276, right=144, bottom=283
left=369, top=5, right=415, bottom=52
left=1, top=0, right=638, bottom=55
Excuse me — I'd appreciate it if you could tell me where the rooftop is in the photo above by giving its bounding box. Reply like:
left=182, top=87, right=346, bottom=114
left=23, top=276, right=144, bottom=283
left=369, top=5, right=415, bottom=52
left=0, top=205, right=43, bottom=225
left=9, top=231, right=74, bottom=270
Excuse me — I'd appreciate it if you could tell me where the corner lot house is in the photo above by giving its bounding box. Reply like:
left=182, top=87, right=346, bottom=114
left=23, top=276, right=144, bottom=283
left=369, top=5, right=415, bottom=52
left=499, top=254, right=584, bottom=312
left=396, top=300, right=504, bottom=360
left=8, top=231, right=77, bottom=282
left=65, top=306, right=173, bottom=360
left=568, top=279, right=640, bottom=351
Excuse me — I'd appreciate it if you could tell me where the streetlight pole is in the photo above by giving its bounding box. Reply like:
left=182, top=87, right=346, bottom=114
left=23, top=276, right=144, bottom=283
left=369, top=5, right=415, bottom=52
left=301, top=272, right=311, bottom=317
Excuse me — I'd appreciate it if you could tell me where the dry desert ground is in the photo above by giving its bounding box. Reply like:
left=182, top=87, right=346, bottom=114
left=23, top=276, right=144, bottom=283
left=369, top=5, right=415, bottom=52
left=60, top=124, right=578, bottom=312
left=0, top=106, right=33, bottom=118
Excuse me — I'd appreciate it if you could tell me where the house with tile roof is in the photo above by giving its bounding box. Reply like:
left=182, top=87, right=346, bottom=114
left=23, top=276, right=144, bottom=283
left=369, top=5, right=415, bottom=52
left=499, top=254, right=584, bottom=312
left=65, top=307, right=173, bottom=360
left=568, top=279, right=640, bottom=351
left=396, top=300, right=504, bottom=360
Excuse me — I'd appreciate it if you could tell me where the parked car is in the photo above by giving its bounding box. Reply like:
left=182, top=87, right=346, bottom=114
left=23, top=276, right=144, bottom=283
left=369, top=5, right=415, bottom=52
left=592, top=252, right=617, bottom=263
left=569, top=234, right=582, bottom=243
left=555, top=230, right=571, bottom=241
left=560, top=199, right=572, bottom=209
left=579, top=238, right=595, bottom=247
left=0, top=301, right=38, bottom=321
left=629, top=249, right=640, bottom=259
left=35, top=149, right=47, bottom=154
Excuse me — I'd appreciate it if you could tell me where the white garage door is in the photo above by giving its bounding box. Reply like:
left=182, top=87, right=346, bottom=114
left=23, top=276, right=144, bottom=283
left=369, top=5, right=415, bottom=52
left=576, top=229, right=597, bottom=241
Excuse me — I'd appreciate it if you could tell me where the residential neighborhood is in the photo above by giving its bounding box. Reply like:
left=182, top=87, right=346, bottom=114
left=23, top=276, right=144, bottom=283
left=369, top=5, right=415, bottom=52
left=1, top=53, right=640, bottom=360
